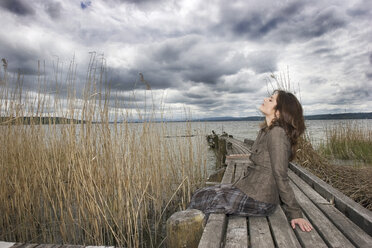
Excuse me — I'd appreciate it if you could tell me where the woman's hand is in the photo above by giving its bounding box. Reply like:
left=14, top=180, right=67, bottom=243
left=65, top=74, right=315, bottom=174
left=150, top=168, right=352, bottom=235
left=291, top=218, right=313, bottom=232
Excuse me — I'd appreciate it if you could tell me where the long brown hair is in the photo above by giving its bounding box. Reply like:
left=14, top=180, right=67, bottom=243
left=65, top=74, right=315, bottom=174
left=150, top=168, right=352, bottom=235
left=262, top=90, right=305, bottom=161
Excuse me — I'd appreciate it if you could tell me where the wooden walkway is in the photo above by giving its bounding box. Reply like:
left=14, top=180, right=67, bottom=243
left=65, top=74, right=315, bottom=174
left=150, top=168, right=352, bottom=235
left=199, top=135, right=372, bottom=248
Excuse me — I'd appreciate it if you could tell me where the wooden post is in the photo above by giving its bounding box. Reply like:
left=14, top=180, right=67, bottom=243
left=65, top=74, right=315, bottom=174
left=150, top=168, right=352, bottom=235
left=166, top=209, right=205, bottom=248
left=218, top=138, right=227, bottom=168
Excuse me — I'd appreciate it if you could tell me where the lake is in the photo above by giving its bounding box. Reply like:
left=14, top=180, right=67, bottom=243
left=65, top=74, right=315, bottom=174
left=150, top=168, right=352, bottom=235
left=155, top=119, right=372, bottom=174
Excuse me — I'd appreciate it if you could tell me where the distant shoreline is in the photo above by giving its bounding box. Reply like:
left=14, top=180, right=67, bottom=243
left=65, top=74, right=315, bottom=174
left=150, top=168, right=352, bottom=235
left=1, top=112, right=371, bottom=124
left=192, top=112, right=372, bottom=122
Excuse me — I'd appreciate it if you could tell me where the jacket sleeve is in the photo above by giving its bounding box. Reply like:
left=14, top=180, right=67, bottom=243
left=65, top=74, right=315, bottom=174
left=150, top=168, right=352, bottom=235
left=267, top=127, right=303, bottom=220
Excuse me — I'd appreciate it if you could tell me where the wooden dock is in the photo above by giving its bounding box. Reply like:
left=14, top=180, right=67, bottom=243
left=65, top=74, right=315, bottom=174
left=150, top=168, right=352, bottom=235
left=196, top=134, right=372, bottom=248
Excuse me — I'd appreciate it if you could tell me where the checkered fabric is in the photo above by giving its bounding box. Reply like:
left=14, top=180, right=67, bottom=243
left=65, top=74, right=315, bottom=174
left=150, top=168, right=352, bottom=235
left=188, top=184, right=277, bottom=217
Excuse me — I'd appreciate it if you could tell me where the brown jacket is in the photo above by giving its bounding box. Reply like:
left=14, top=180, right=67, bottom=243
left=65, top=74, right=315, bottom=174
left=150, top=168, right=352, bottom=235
left=234, top=126, right=303, bottom=220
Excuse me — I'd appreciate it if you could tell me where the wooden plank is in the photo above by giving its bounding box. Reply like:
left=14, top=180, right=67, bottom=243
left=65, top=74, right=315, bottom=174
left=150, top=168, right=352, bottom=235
left=288, top=170, right=330, bottom=205
left=10, top=244, right=38, bottom=248
left=268, top=206, right=301, bottom=248
left=0, top=242, right=16, bottom=248
left=86, top=246, right=114, bottom=248
left=225, top=216, right=248, bottom=248
left=289, top=170, right=372, bottom=248
left=293, top=214, right=328, bottom=248
left=221, top=160, right=235, bottom=184
left=249, top=217, right=275, bottom=248
left=59, top=245, right=84, bottom=248
left=198, top=213, right=227, bottom=248
left=289, top=181, right=355, bottom=247
left=35, top=245, right=61, bottom=248
left=289, top=162, right=372, bottom=235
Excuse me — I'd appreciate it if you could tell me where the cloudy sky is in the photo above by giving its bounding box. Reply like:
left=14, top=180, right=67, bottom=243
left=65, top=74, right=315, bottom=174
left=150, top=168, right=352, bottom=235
left=0, top=0, right=371, bottom=119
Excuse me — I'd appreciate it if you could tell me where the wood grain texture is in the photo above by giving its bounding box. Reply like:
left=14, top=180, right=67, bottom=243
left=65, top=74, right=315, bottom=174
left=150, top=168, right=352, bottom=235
left=289, top=162, right=372, bottom=236
left=289, top=170, right=372, bottom=248
left=268, top=206, right=301, bottom=248
left=198, top=213, right=227, bottom=248
left=249, top=217, right=275, bottom=248
left=225, top=216, right=248, bottom=248
left=290, top=181, right=355, bottom=248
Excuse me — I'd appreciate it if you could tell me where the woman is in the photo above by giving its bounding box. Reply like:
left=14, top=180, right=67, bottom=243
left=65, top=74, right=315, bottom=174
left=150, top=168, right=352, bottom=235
left=188, top=90, right=313, bottom=232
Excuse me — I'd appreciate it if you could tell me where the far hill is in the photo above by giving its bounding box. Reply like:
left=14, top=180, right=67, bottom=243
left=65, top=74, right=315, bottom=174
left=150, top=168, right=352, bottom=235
left=0, top=116, right=83, bottom=125
left=194, top=112, right=372, bottom=122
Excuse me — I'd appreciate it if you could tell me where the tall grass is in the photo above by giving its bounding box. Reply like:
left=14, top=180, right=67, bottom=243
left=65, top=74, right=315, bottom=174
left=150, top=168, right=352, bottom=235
left=317, top=121, right=372, bottom=165
left=0, top=57, right=207, bottom=246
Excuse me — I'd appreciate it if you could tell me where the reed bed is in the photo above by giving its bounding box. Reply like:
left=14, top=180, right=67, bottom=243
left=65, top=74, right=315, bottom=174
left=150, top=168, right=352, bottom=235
left=317, top=121, right=372, bottom=164
left=295, top=132, right=372, bottom=210
left=0, top=59, right=207, bottom=247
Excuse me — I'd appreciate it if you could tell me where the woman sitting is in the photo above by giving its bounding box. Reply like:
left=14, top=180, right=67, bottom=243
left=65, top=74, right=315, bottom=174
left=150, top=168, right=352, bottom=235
left=188, top=89, right=313, bottom=232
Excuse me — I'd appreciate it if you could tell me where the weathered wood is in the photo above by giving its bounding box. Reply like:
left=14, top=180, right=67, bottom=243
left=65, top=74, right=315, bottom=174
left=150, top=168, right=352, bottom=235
left=268, top=206, right=301, bottom=248
left=221, top=159, right=235, bottom=184
left=289, top=181, right=355, bottom=247
left=85, top=246, right=115, bottom=248
left=292, top=214, right=328, bottom=248
left=35, top=245, right=62, bottom=248
left=85, top=246, right=114, bottom=248
left=217, top=138, right=227, bottom=167
left=225, top=138, right=250, bottom=155
left=224, top=216, right=248, bottom=248
left=289, top=162, right=372, bottom=236
left=10, top=244, right=39, bottom=248
left=0, top=242, right=16, bottom=248
left=289, top=170, right=372, bottom=248
left=166, top=209, right=205, bottom=248
left=58, top=245, right=84, bottom=248
left=205, top=181, right=220, bottom=186
left=207, top=167, right=226, bottom=183
left=249, top=217, right=275, bottom=248
left=198, top=214, right=227, bottom=248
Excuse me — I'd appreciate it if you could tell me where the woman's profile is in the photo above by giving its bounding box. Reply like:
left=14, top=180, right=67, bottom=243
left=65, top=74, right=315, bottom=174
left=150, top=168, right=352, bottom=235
left=188, top=89, right=313, bottom=232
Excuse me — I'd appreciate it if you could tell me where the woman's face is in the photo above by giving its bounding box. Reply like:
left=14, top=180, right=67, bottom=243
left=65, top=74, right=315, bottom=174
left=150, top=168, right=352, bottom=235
left=259, top=92, right=279, bottom=118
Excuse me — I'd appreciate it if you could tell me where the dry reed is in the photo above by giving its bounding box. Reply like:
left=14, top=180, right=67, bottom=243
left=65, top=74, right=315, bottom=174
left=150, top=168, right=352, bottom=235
left=295, top=133, right=372, bottom=210
left=0, top=56, right=207, bottom=247
left=318, top=121, right=372, bottom=164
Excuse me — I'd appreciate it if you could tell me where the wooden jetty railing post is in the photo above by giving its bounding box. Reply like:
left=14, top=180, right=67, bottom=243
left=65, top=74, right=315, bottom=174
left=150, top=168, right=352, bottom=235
left=217, top=137, right=227, bottom=168
left=166, top=209, right=205, bottom=248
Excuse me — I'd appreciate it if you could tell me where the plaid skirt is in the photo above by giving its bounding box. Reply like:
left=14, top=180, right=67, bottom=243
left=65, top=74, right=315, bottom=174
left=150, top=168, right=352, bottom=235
left=188, top=184, right=276, bottom=217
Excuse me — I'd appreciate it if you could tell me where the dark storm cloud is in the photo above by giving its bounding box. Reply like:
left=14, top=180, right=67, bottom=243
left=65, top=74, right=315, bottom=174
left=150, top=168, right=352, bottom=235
left=107, top=36, right=250, bottom=92
left=232, top=1, right=304, bottom=38
left=80, top=1, right=92, bottom=10
left=329, top=85, right=371, bottom=105
left=297, top=8, right=346, bottom=39
left=246, top=51, right=278, bottom=74
left=0, top=43, right=40, bottom=76
left=45, top=1, right=62, bottom=19
left=0, top=0, right=35, bottom=16
left=308, top=76, right=327, bottom=85
left=213, top=1, right=304, bottom=40
left=107, top=67, right=175, bottom=91
left=346, top=0, right=372, bottom=18
left=213, top=1, right=346, bottom=43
